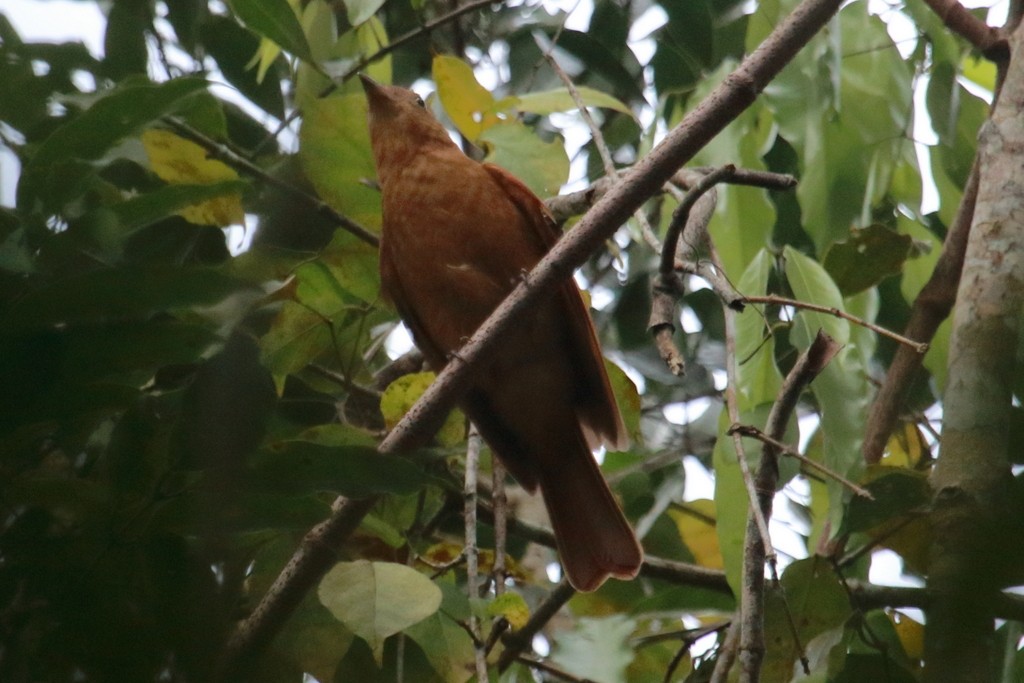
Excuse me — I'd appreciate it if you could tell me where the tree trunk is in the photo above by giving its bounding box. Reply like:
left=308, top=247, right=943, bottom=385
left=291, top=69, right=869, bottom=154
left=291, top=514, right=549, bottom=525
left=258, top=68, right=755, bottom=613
left=924, top=21, right=1024, bottom=683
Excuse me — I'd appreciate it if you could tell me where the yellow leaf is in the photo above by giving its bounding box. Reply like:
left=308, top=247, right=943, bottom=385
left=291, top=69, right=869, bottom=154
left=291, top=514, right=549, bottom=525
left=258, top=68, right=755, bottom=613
left=141, top=129, right=245, bottom=227
left=882, top=423, right=927, bottom=468
left=432, top=55, right=505, bottom=141
left=667, top=500, right=724, bottom=569
left=380, top=372, right=465, bottom=447
left=889, top=610, right=924, bottom=660
left=487, top=592, right=530, bottom=630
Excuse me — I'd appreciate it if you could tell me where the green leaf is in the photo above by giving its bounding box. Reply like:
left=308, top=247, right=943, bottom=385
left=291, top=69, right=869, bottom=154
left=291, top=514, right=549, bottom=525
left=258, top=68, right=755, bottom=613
left=345, top=0, right=386, bottom=27
left=784, top=246, right=871, bottom=533
left=104, top=0, right=149, bottom=81
left=842, top=469, right=930, bottom=534
left=404, top=585, right=475, bottom=683
left=823, top=224, right=913, bottom=296
left=480, top=122, right=569, bottom=197
left=107, top=180, right=249, bottom=231
left=318, top=560, right=442, bottom=663
left=318, top=230, right=381, bottom=304
left=18, top=78, right=209, bottom=210
left=604, top=359, right=642, bottom=447
left=228, top=0, right=316, bottom=64
left=734, top=249, right=782, bottom=410
left=298, top=93, right=381, bottom=231
left=762, top=556, right=852, bottom=682
left=250, top=441, right=425, bottom=496
left=3, top=266, right=248, bottom=336
left=514, top=86, right=631, bottom=115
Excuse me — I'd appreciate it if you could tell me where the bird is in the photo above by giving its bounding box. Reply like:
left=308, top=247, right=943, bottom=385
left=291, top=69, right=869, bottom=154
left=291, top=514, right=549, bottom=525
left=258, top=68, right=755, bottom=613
left=359, top=74, right=642, bottom=592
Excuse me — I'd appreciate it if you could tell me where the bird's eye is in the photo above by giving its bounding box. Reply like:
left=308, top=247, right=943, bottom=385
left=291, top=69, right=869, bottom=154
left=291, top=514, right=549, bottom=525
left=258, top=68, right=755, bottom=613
left=415, top=96, right=426, bottom=108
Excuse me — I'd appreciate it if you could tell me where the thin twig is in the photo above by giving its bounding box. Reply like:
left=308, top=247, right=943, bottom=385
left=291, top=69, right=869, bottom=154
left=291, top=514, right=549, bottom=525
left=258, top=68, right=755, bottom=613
left=463, top=426, right=488, bottom=682
left=727, top=424, right=873, bottom=498
left=516, top=655, right=597, bottom=682
left=538, top=38, right=663, bottom=252
left=675, top=167, right=797, bottom=191
left=738, top=330, right=840, bottom=683
left=492, top=457, right=508, bottom=595
left=744, top=293, right=929, bottom=352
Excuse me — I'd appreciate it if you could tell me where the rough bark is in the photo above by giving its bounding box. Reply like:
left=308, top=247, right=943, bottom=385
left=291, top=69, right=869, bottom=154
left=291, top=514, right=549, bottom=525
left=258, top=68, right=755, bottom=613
left=923, top=21, right=1024, bottom=683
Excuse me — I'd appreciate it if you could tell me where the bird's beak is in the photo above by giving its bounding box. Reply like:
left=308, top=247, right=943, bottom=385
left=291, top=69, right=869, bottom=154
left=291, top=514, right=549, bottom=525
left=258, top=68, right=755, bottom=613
left=358, top=73, right=381, bottom=95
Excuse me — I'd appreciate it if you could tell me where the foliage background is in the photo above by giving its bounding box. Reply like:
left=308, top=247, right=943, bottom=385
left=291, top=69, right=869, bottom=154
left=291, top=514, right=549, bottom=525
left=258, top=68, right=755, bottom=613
left=0, top=0, right=1020, bottom=681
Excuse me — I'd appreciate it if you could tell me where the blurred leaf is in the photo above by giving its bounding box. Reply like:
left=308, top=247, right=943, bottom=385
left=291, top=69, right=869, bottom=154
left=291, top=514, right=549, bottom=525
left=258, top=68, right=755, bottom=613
left=843, top=468, right=930, bottom=534
left=381, top=373, right=465, bottom=448
left=667, top=499, right=723, bottom=569
left=298, top=93, right=381, bottom=230
left=514, top=86, right=631, bottom=115
left=433, top=55, right=502, bottom=141
left=550, top=615, right=636, bottom=683
left=889, top=611, right=925, bottom=661
left=108, top=180, right=248, bottom=231
left=487, top=592, right=530, bottom=630
left=882, top=423, right=928, bottom=469
left=318, top=560, right=442, bottom=663
left=405, top=584, right=475, bottom=683
left=141, top=129, right=245, bottom=226
left=481, top=122, right=569, bottom=197
left=734, top=249, right=782, bottom=411
left=605, top=359, right=642, bottom=447
left=4, top=266, right=248, bottom=335
left=318, top=230, right=381, bottom=304
left=346, top=0, right=386, bottom=27
left=823, top=224, right=913, bottom=296
left=104, top=0, right=150, bottom=81
left=250, top=441, right=426, bottom=496
left=228, top=0, right=316, bottom=64
left=201, top=15, right=285, bottom=117
left=762, top=556, right=852, bottom=682
left=18, top=78, right=209, bottom=210
left=546, top=30, right=646, bottom=103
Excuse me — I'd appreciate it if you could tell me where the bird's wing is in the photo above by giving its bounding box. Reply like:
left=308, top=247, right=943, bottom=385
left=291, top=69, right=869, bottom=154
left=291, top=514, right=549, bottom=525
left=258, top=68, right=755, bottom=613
left=483, top=163, right=628, bottom=451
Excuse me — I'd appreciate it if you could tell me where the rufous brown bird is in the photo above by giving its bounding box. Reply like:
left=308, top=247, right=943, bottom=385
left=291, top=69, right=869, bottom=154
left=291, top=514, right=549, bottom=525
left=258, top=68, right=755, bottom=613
left=360, top=74, right=642, bottom=592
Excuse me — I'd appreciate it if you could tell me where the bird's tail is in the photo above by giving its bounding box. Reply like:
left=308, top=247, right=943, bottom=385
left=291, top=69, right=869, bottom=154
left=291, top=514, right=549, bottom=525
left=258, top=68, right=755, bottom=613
left=536, top=437, right=643, bottom=592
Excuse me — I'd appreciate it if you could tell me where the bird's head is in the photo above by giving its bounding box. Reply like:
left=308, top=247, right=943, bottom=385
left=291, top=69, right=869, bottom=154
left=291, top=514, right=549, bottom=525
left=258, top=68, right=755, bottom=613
left=359, top=74, right=455, bottom=170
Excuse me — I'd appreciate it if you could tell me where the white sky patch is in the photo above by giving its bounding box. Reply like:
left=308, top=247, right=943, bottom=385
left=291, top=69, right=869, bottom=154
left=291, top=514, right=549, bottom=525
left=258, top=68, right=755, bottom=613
left=664, top=397, right=712, bottom=426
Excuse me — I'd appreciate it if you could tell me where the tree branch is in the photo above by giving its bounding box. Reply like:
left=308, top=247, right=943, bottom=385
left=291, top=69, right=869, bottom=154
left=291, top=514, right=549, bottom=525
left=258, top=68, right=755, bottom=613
left=739, top=330, right=840, bottom=683
left=861, top=162, right=978, bottom=463
left=920, top=0, right=1009, bottom=60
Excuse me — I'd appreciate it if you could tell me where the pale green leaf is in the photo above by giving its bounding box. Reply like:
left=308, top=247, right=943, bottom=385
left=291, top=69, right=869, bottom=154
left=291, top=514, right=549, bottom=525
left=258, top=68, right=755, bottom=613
left=298, top=93, right=381, bottom=231
left=318, top=560, right=442, bottom=664
left=734, top=249, right=782, bottom=410
left=345, top=0, right=386, bottom=27
left=550, top=615, right=636, bottom=683
left=514, top=86, right=631, bottom=115
left=480, top=122, right=569, bottom=197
